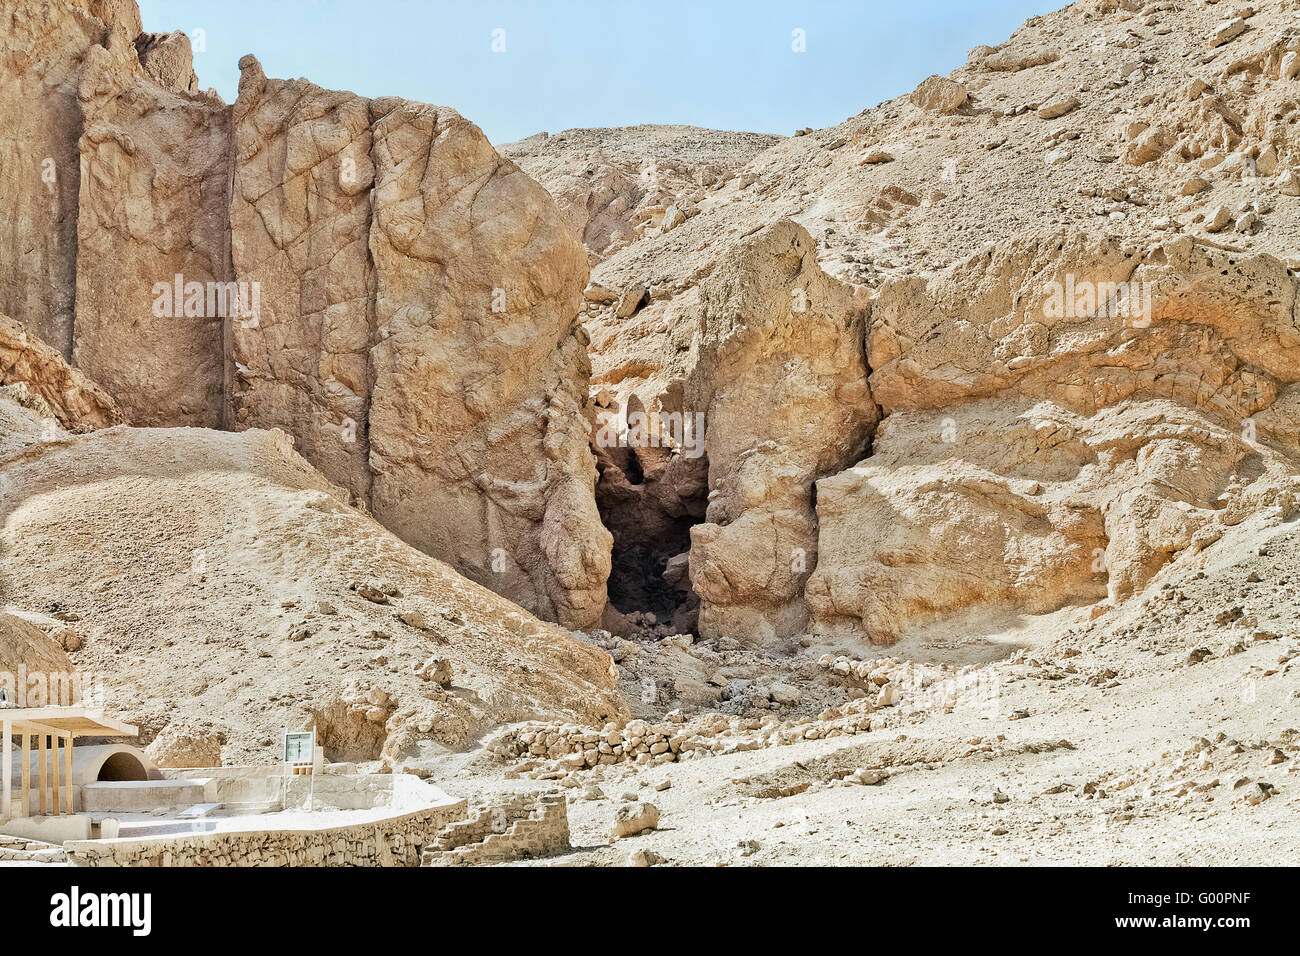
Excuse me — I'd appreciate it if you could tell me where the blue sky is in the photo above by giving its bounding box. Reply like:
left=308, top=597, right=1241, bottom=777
left=138, top=0, right=1053, bottom=144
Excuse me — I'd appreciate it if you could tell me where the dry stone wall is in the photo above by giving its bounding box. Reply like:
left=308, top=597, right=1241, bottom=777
left=420, top=791, right=570, bottom=866
left=65, top=800, right=466, bottom=867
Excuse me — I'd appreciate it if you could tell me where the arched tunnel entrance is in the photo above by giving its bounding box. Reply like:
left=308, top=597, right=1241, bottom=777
left=96, top=750, right=149, bottom=781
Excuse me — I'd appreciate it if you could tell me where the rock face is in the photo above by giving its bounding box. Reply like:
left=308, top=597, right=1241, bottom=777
left=686, top=222, right=877, bottom=642
left=229, top=62, right=374, bottom=497
left=74, top=36, right=232, bottom=428
left=808, top=232, right=1300, bottom=644
left=227, top=58, right=611, bottom=627
left=589, top=221, right=876, bottom=641
left=0, top=0, right=143, bottom=357
left=365, top=95, right=609, bottom=629
left=0, top=5, right=613, bottom=630
left=0, top=312, right=121, bottom=431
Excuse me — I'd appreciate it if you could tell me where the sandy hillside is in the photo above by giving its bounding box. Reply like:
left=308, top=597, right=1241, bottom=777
left=0, top=396, right=623, bottom=767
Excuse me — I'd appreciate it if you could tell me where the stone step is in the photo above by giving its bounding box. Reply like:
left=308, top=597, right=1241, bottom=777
left=0, top=844, right=67, bottom=864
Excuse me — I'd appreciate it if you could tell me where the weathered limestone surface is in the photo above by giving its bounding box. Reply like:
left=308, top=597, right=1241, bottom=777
left=230, top=58, right=374, bottom=497
left=587, top=221, right=875, bottom=641
left=686, top=221, right=877, bottom=642
left=808, top=232, right=1300, bottom=644
left=0, top=0, right=142, bottom=356
left=366, top=96, right=609, bottom=629
left=74, top=36, right=231, bottom=427
left=0, top=312, right=121, bottom=430
left=224, top=60, right=612, bottom=627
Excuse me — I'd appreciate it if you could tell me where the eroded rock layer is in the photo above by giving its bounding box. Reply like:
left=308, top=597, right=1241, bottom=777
left=0, top=10, right=612, bottom=629
left=74, top=34, right=232, bottom=427
left=809, top=233, right=1300, bottom=644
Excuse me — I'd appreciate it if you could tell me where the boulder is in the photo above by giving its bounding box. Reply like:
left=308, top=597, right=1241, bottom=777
left=909, top=75, right=968, bottom=114
left=610, top=801, right=660, bottom=839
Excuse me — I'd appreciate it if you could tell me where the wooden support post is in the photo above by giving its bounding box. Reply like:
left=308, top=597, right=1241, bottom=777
left=63, top=734, right=72, bottom=815
left=51, top=734, right=60, bottom=816
left=20, top=733, right=30, bottom=818
left=2, top=719, right=10, bottom=820
left=37, top=734, right=47, bottom=815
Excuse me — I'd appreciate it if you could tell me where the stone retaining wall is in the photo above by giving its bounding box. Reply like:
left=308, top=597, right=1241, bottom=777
left=421, top=792, right=569, bottom=866
left=65, top=799, right=466, bottom=867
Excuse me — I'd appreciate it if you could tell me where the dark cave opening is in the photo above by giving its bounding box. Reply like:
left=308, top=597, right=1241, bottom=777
left=594, top=438, right=708, bottom=634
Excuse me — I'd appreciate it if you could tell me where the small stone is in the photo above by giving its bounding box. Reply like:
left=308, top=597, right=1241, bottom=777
left=1036, top=94, right=1079, bottom=120
left=1205, top=205, right=1233, bottom=233
left=1209, top=17, right=1246, bottom=48
left=610, top=801, right=660, bottom=839
left=414, top=656, right=452, bottom=686
left=396, top=609, right=427, bottom=629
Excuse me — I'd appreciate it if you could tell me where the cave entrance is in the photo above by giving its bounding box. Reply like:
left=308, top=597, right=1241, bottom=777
left=594, top=411, right=708, bottom=634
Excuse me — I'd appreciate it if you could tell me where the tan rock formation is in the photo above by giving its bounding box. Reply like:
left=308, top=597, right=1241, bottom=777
left=589, top=221, right=875, bottom=641
left=808, top=232, right=1300, bottom=644
left=0, top=0, right=142, bottom=356
left=74, top=35, right=232, bottom=427
left=686, top=222, right=877, bottom=642
left=366, top=95, right=610, bottom=630
left=229, top=59, right=373, bottom=496
left=226, top=57, right=611, bottom=627
left=0, top=312, right=121, bottom=431
left=144, top=723, right=225, bottom=768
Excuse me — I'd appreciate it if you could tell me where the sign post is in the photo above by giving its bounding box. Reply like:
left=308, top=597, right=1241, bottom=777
left=283, top=729, right=316, bottom=812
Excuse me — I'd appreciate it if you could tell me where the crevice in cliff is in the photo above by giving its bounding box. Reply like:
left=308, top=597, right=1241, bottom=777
left=592, top=391, right=709, bottom=633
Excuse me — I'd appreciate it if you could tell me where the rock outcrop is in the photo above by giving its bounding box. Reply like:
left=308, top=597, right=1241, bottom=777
left=809, top=232, right=1300, bottom=644
left=74, top=35, right=232, bottom=427
left=589, top=221, right=876, bottom=641
left=0, top=0, right=144, bottom=356
left=229, top=63, right=374, bottom=496
left=0, top=5, right=613, bottom=630
left=0, top=312, right=121, bottom=431
left=227, top=58, right=611, bottom=627
left=686, top=222, right=877, bottom=642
